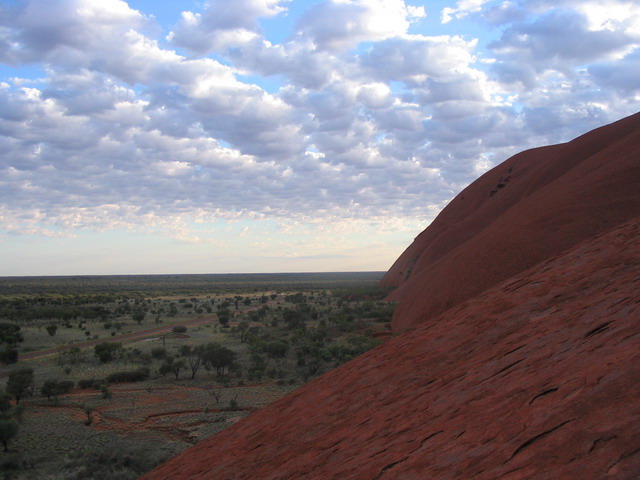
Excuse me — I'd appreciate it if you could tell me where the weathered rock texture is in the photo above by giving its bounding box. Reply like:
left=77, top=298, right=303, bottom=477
left=142, top=114, right=640, bottom=479
left=382, top=112, right=640, bottom=331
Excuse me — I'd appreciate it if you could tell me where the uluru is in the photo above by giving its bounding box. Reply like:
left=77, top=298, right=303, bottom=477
left=141, top=112, right=640, bottom=479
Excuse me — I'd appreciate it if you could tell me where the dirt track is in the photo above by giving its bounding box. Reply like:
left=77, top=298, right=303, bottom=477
left=17, top=314, right=221, bottom=362
left=17, top=297, right=280, bottom=362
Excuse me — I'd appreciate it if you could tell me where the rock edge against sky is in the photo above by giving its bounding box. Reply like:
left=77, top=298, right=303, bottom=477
left=142, top=112, right=640, bottom=479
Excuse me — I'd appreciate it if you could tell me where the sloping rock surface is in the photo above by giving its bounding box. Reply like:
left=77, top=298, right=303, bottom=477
left=143, top=114, right=640, bottom=479
left=143, top=216, right=640, bottom=479
left=382, top=112, right=640, bottom=330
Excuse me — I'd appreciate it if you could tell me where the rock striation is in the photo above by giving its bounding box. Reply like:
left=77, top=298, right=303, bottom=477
left=142, top=113, right=640, bottom=479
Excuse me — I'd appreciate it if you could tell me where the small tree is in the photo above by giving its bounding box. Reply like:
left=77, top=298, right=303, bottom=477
left=0, top=393, right=11, bottom=415
left=159, top=357, right=185, bottom=380
left=238, top=321, right=250, bottom=343
left=0, top=346, right=18, bottom=365
left=283, top=308, right=305, bottom=330
left=0, top=323, right=23, bottom=346
left=0, top=420, right=19, bottom=452
left=46, top=324, right=58, bottom=336
left=210, top=389, right=222, bottom=404
left=84, top=404, right=93, bottom=425
left=202, top=343, right=236, bottom=377
left=217, top=309, right=231, bottom=328
left=171, top=359, right=186, bottom=380
left=227, top=392, right=239, bottom=410
left=264, top=340, right=289, bottom=359
left=132, top=310, right=146, bottom=325
left=57, top=346, right=82, bottom=366
left=6, top=368, right=34, bottom=404
left=179, top=345, right=204, bottom=379
left=151, top=346, right=166, bottom=359
left=100, top=385, right=112, bottom=401
left=41, top=379, right=74, bottom=404
left=94, top=342, right=122, bottom=363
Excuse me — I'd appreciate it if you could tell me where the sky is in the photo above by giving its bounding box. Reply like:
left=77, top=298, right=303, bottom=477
left=1, top=0, right=639, bottom=276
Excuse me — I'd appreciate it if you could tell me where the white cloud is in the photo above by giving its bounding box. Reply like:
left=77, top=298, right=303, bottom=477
left=442, top=0, right=493, bottom=24
left=1, top=0, right=640, bottom=275
left=589, top=48, right=640, bottom=95
left=358, top=35, right=479, bottom=83
left=295, top=0, right=425, bottom=51
left=168, top=0, right=289, bottom=54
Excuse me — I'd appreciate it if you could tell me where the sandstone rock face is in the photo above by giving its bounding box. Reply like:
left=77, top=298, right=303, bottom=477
left=382, top=112, right=640, bottom=331
left=143, top=114, right=640, bottom=479
left=143, top=216, right=640, bottom=479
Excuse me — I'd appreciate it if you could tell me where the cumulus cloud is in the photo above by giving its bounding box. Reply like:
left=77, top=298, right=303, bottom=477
left=1, top=0, right=639, bottom=264
left=295, top=0, right=425, bottom=51
left=489, top=8, right=638, bottom=78
left=589, top=48, right=640, bottom=95
left=168, top=0, right=289, bottom=54
left=442, top=0, right=492, bottom=24
left=0, top=0, right=147, bottom=65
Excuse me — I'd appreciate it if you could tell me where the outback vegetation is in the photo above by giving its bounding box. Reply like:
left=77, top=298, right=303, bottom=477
left=0, top=272, right=394, bottom=479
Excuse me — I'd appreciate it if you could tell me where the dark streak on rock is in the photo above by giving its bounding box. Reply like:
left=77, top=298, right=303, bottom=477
left=367, top=447, right=388, bottom=459
left=607, top=446, right=640, bottom=473
left=490, top=359, right=525, bottom=379
left=528, top=386, right=558, bottom=406
left=588, top=435, right=618, bottom=454
left=584, top=321, right=612, bottom=339
left=504, top=344, right=526, bottom=356
left=373, top=456, right=410, bottom=479
left=419, top=430, right=444, bottom=449
left=504, top=419, right=575, bottom=464
left=497, top=466, right=526, bottom=478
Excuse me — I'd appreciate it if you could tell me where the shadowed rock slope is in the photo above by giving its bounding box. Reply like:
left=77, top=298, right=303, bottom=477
left=143, top=115, right=640, bottom=478
left=382, top=112, right=640, bottom=331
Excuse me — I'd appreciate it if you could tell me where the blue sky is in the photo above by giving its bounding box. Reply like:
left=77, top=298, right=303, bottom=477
left=1, top=0, right=639, bottom=276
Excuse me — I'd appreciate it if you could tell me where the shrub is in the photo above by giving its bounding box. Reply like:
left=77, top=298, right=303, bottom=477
left=151, top=347, right=167, bottom=359
left=100, top=385, right=112, bottom=400
left=264, top=340, right=289, bottom=359
left=172, top=325, right=187, bottom=333
left=106, top=368, right=149, bottom=384
left=78, top=378, right=102, bottom=390
left=0, top=420, right=19, bottom=453
left=40, top=379, right=74, bottom=403
left=0, top=346, right=18, bottom=365
left=0, top=323, right=22, bottom=345
left=94, top=342, right=122, bottom=363
left=6, top=368, right=34, bottom=404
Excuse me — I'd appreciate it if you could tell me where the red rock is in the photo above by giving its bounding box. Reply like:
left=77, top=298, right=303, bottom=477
left=142, top=114, right=640, bottom=479
left=383, top=112, right=640, bottom=330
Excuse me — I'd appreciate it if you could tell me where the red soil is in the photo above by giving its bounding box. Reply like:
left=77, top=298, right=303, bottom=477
left=142, top=114, right=640, bottom=479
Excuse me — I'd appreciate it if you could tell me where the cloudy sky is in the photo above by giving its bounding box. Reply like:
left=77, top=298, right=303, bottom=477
left=1, top=0, right=639, bottom=276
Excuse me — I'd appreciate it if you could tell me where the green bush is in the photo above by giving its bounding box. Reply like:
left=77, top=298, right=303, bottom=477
left=151, top=347, right=167, bottom=359
left=106, top=368, right=150, bottom=384
left=94, top=342, right=123, bottom=363
left=78, top=378, right=102, bottom=390
left=100, top=385, right=112, bottom=400
left=0, top=345, right=18, bottom=365
left=40, top=379, right=74, bottom=402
